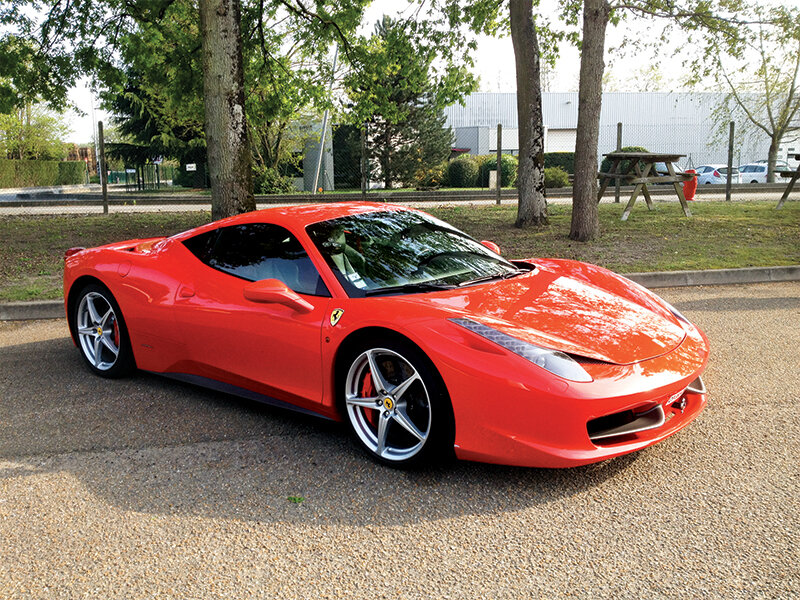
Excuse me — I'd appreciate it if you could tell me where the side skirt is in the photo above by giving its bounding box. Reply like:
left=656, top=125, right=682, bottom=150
left=153, top=371, right=334, bottom=420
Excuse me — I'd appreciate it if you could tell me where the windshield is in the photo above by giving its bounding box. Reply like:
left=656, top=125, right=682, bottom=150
left=306, top=210, right=522, bottom=297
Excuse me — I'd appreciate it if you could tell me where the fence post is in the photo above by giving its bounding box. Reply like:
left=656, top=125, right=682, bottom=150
left=615, top=122, right=622, bottom=204
left=496, top=123, right=502, bottom=205
left=98, top=121, right=108, bottom=214
left=726, top=121, right=734, bottom=202
left=360, top=123, right=368, bottom=199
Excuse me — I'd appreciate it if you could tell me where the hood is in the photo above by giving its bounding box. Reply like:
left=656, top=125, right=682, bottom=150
left=428, top=269, right=685, bottom=365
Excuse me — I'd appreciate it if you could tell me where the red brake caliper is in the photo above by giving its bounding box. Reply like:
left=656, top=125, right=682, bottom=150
left=361, top=371, right=378, bottom=427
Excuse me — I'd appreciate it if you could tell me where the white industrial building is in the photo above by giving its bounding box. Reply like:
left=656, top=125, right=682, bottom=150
left=444, top=92, right=797, bottom=169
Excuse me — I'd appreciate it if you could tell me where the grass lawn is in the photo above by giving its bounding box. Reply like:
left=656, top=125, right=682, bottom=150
left=0, top=200, right=797, bottom=302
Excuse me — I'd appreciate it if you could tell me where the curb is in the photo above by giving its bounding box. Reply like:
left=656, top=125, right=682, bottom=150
left=0, top=300, right=64, bottom=321
left=625, top=265, right=800, bottom=288
left=1, top=266, right=798, bottom=321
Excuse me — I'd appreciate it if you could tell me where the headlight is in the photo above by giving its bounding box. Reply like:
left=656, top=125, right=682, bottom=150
left=450, top=318, right=592, bottom=382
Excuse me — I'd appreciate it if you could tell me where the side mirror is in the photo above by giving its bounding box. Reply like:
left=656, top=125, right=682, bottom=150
left=243, top=279, right=314, bottom=313
left=480, top=240, right=501, bottom=255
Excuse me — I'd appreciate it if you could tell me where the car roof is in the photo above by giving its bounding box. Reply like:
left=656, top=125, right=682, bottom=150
left=170, top=202, right=412, bottom=241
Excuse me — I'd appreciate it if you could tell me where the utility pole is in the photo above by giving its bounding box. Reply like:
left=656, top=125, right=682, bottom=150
left=496, top=124, right=502, bottom=205
left=615, top=122, right=622, bottom=203
left=98, top=121, right=108, bottom=215
left=725, top=121, right=735, bottom=202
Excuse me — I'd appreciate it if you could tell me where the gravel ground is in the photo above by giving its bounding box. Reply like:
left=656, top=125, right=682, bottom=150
left=0, top=282, right=798, bottom=599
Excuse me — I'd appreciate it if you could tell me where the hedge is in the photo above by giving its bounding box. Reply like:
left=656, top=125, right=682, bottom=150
left=0, top=159, right=86, bottom=188
left=544, top=152, right=575, bottom=174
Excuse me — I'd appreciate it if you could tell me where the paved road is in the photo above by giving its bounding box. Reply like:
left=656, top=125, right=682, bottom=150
left=1, top=283, right=798, bottom=598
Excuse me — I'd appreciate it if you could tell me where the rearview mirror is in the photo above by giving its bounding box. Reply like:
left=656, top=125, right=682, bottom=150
left=243, top=279, right=314, bottom=313
left=480, top=240, right=501, bottom=255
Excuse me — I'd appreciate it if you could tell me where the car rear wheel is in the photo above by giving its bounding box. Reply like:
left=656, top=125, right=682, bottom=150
left=341, top=340, right=454, bottom=467
left=71, top=284, right=135, bottom=378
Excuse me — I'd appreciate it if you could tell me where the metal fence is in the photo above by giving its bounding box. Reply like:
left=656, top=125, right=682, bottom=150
left=1, top=119, right=797, bottom=215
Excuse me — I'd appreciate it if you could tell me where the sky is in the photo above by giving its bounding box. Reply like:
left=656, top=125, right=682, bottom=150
left=64, top=0, right=675, bottom=144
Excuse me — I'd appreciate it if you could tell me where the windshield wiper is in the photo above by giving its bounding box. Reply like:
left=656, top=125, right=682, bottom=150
left=458, top=269, right=526, bottom=287
left=365, top=281, right=457, bottom=297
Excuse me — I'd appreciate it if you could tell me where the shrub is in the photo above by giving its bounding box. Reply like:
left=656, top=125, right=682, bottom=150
left=544, top=166, right=570, bottom=188
left=600, top=146, right=649, bottom=175
left=544, top=152, right=575, bottom=174
left=446, top=155, right=479, bottom=188
left=478, top=154, right=518, bottom=187
left=253, top=165, right=295, bottom=194
left=414, top=162, right=447, bottom=189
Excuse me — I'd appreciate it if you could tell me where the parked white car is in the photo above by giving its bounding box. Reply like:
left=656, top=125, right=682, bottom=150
left=739, top=163, right=769, bottom=183
left=739, top=161, right=791, bottom=183
left=696, top=164, right=741, bottom=184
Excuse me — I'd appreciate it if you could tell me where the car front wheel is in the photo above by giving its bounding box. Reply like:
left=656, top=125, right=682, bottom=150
left=341, top=340, right=454, bottom=467
left=71, top=284, right=135, bottom=378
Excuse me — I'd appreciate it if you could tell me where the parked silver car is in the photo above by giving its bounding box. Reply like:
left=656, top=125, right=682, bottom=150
left=696, top=164, right=741, bottom=184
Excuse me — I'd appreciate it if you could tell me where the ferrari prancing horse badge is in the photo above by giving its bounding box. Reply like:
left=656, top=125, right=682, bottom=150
left=330, top=308, right=344, bottom=326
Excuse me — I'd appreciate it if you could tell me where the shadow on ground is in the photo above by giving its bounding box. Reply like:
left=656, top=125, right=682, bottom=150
left=1, top=335, right=640, bottom=527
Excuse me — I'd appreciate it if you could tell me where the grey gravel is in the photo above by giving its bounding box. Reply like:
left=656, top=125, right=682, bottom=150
left=1, top=282, right=798, bottom=599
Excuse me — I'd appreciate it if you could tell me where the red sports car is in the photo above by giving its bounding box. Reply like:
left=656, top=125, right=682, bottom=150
left=63, top=202, right=708, bottom=468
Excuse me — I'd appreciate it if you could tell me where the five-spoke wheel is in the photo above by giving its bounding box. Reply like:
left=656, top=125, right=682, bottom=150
left=342, top=340, right=453, bottom=466
left=71, top=284, right=134, bottom=377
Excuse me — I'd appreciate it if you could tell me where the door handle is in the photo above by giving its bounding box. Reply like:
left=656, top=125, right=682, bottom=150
left=179, top=285, right=195, bottom=298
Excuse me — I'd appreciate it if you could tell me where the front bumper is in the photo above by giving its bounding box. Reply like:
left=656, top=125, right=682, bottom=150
left=429, top=321, right=710, bottom=468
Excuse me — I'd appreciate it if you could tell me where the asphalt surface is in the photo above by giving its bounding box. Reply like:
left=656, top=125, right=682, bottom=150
left=1, top=282, right=798, bottom=598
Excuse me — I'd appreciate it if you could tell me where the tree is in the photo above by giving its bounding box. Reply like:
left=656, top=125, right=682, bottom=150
left=343, top=16, right=472, bottom=189
left=704, top=5, right=800, bottom=182
left=510, top=0, right=548, bottom=227
left=0, top=0, right=370, bottom=217
left=408, top=0, right=558, bottom=226
left=0, top=103, right=69, bottom=160
left=564, top=0, right=746, bottom=241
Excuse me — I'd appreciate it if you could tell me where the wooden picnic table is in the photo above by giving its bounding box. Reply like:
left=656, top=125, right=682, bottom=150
left=776, top=153, right=800, bottom=209
left=598, top=152, right=694, bottom=221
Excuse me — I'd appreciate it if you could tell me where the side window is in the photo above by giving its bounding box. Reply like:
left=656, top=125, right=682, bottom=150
left=183, top=223, right=330, bottom=297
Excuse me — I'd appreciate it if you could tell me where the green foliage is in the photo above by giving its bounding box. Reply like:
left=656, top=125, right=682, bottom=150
left=478, top=154, right=518, bottom=187
left=446, top=155, right=479, bottom=187
left=0, top=158, right=83, bottom=188
left=544, top=152, right=575, bottom=174
left=57, top=161, right=86, bottom=185
left=343, top=16, right=471, bottom=188
left=0, top=158, right=13, bottom=187
left=0, top=103, right=69, bottom=160
left=544, top=166, right=570, bottom=188
left=253, top=165, right=295, bottom=194
left=600, top=146, right=649, bottom=175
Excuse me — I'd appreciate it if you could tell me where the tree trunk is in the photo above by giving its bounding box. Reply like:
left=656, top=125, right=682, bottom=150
left=570, top=0, right=610, bottom=242
left=767, top=136, right=779, bottom=183
left=199, top=0, right=255, bottom=220
left=510, top=0, right=547, bottom=227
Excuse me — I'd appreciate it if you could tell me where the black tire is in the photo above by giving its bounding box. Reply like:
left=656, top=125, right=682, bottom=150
left=338, top=336, right=455, bottom=468
left=70, top=283, right=135, bottom=378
